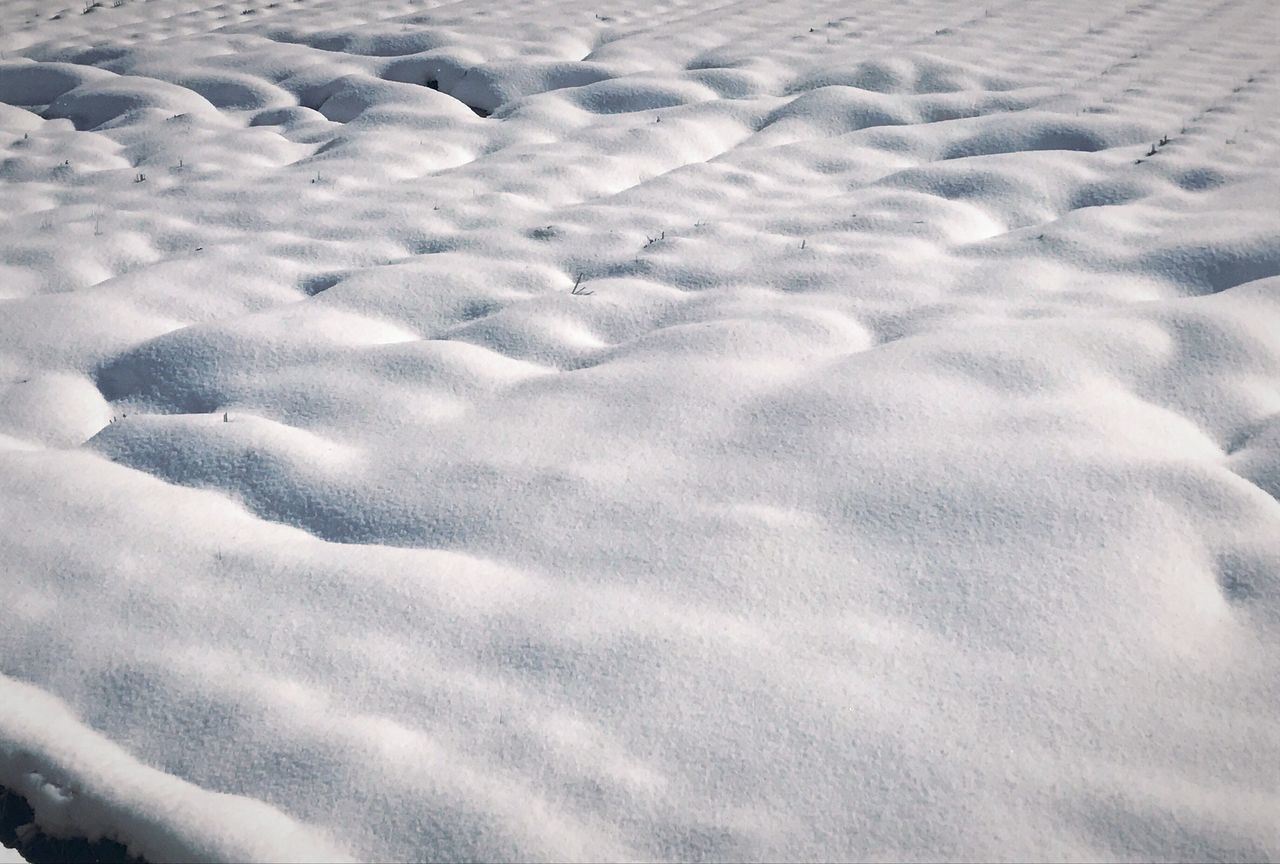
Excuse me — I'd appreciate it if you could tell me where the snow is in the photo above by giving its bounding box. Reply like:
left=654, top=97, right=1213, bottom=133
left=1, top=0, right=1279, bottom=860
left=0, top=676, right=350, bottom=863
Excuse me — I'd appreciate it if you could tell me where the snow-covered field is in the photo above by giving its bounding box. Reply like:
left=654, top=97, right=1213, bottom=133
left=1, top=0, right=1279, bottom=859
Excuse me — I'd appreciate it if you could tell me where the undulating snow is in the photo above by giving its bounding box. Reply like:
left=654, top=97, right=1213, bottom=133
left=1, top=0, right=1279, bottom=860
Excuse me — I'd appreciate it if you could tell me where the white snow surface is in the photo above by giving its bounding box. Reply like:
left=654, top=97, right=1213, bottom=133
left=1, top=0, right=1279, bottom=860
left=0, top=676, right=350, bottom=862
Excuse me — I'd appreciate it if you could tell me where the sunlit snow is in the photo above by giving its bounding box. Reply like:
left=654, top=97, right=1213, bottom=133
left=2, top=0, right=1279, bottom=860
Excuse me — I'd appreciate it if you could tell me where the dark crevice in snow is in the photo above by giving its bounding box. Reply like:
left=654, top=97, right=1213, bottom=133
left=421, top=78, right=490, bottom=117
left=0, top=786, right=145, bottom=864
left=299, top=271, right=345, bottom=296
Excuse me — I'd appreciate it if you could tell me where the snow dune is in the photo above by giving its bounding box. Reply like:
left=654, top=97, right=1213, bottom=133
left=1, top=0, right=1279, bottom=860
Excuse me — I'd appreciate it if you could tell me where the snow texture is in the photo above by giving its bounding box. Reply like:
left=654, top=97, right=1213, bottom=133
left=1, top=0, right=1279, bottom=860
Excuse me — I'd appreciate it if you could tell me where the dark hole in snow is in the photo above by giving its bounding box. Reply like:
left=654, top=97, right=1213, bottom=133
left=0, top=785, right=146, bottom=864
left=417, top=78, right=489, bottom=117
left=300, top=272, right=344, bottom=295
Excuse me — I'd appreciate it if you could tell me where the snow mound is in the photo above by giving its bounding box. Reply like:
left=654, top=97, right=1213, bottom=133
left=450, top=60, right=618, bottom=116
left=0, top=60, right=115, bottom=106
left=45, top=76, right=222, bottom=130
left=0, top=373, right=111, bottom=448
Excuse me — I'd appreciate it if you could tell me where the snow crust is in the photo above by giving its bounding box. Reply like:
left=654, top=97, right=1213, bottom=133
left=2, top=0, right=1279, bottom=860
